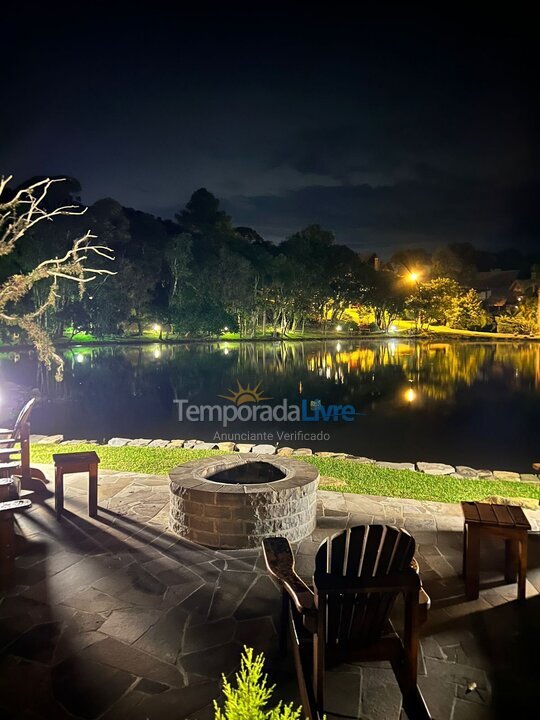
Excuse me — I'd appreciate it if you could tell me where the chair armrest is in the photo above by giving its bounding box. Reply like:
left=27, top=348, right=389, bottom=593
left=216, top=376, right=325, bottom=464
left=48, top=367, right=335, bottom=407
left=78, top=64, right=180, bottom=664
left=263, top=537, right=315, bottom=614
left=0, top=499, right=32, bottom=513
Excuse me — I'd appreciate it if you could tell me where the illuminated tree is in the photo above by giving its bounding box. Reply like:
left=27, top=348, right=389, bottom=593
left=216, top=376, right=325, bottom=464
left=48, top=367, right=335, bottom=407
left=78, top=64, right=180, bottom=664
left=0, top=175, right=114, bottom=378
left=364, top=269, right=407, bottom=331
left=445, top=288, right=489, bottom=330
left=405, top=277, right=460, bottom=331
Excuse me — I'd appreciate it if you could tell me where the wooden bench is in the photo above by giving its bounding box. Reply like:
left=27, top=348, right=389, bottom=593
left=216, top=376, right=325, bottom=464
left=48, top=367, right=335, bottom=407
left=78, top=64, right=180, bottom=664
left=461, top=501, right=531, bottom=601
left=53, top=451, right=100, bottom=520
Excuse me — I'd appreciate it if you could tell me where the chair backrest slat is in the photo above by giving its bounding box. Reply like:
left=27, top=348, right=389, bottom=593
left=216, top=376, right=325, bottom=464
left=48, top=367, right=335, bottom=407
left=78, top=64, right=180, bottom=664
left=314, top=525, right=415, bottom=649
left=13, top=398, right=36, bottom=440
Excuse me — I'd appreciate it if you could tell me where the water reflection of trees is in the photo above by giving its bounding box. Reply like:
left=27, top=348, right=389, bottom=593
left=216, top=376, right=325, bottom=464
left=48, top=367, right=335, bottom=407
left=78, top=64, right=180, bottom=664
left=9, top=339, right=540, bottom=414
left=304, top=341, right=540, bottom=404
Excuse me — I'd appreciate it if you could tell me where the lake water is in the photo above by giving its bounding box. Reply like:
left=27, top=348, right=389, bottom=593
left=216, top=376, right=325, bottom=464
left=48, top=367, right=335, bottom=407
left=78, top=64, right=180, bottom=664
left=1, top=339, right=539, bottom=471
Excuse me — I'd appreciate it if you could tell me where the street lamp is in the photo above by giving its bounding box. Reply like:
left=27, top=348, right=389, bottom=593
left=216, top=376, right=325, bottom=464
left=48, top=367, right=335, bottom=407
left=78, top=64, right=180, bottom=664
left=152, top=323, right=161, bottom=332
left=408, top=272, right=420, bottom=283
left=336, top=325, right=343, bottom=332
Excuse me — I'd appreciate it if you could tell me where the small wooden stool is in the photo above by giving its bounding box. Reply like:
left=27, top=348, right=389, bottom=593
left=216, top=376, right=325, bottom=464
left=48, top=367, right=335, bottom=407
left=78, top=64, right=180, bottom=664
left=461, top=501, right=531, bottom=601
left=53, top=451, right=100, bottom=520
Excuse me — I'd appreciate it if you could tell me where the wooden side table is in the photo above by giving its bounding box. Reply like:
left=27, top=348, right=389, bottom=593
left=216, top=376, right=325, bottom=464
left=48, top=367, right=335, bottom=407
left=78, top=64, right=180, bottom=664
left=53, top=451, right=100, bottom=520
left=461, top=501, right=531, bottom=601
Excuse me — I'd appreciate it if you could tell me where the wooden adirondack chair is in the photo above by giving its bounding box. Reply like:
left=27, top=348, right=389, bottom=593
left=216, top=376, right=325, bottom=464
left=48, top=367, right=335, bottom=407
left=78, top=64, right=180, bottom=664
left=0, top=397, right=48, bottom=489
left=263, top=525, right=433, bottom=720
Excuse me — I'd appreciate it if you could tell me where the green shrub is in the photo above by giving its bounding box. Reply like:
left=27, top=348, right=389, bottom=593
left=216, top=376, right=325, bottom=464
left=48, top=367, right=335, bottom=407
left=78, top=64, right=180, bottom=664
left=496, top=297, right=538, bottom=335
left=214, top=646, right=303, bottom=720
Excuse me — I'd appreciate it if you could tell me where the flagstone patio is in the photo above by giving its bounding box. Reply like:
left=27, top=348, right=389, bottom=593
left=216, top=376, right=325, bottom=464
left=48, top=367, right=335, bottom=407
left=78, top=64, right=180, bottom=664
left=1, top=465, right=539, bottom=720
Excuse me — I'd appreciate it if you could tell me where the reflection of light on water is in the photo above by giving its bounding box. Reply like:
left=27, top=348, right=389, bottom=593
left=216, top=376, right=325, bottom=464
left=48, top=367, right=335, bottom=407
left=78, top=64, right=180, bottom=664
left=336, top=343, right=342, bottom=352
left=404, top=387, right=416, bottom=403
left=76, top=353, right=84, bottom=363
left=223, top=348, right=229, bottom=355
left=298, top=381, right=303, bottom=393
left=153, top=349, right=161, bottom=359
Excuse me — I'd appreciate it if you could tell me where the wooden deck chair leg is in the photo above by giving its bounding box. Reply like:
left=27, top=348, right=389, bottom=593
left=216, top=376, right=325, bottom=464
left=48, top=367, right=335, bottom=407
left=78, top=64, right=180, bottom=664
left=313, top=595, right=326, bottom=712
left=403, top=591, right=420, bottom=690
left=288, top=603, right=318, bottom=720
left=396, top=678, right=432, bottom=720
left=0, top=511, right=15, bottom=590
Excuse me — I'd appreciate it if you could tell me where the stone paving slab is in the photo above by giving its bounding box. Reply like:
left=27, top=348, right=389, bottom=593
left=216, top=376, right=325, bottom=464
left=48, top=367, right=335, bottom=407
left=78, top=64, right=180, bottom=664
left=1, top=465, right=539, bottom=719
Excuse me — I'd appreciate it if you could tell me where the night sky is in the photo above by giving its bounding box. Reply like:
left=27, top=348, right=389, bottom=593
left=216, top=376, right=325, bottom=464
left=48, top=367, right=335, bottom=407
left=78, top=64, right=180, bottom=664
left=2, top=4, right=537, bottom=254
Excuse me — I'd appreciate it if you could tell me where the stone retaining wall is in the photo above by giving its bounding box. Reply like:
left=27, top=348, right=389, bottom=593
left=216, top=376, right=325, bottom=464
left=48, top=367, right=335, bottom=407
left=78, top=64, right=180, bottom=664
left=29, top=434, right=539, bottom=484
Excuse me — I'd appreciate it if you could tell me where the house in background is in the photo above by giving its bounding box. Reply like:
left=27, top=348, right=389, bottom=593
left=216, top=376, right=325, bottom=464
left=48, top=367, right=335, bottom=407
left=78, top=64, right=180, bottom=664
left=474, top=269, right=520, bottom=312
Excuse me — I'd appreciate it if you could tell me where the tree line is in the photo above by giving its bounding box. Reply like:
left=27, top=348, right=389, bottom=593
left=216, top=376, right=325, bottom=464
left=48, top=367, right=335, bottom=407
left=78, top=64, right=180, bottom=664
left=1, top=176, right=538, bottom=350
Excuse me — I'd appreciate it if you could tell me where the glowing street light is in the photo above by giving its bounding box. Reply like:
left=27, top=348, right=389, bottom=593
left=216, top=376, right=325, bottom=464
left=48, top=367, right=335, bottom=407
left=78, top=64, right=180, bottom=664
left=152, top=323, right=161, bottom=332
left=408, top=272, right=420, bottom=283
left=223, top=326, right=229, bottom=332
left=336, top=325, right=343, bottom=332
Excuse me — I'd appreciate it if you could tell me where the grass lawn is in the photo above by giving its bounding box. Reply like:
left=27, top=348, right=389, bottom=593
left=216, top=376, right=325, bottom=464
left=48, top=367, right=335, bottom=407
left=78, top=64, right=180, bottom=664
left=30, top=444, right=540, bottom=505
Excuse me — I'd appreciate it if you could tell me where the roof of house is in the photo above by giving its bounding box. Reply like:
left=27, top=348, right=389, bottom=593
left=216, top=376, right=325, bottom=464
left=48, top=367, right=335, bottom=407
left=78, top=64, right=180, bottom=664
left=474, top=269, right=519, bottom=291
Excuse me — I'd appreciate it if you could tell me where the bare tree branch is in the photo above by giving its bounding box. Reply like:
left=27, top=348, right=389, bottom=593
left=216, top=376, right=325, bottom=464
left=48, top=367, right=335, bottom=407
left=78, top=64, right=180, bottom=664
left=0, top=176, right=88, bottom=257
left=0, top=175, right=115, bottom=379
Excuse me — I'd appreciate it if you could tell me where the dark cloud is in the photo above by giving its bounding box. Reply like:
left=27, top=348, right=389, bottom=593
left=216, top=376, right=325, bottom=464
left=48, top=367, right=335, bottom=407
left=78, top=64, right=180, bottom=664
left=225, top=176, right=540, bottom=253
left=1, top=4, right=537, bottom=254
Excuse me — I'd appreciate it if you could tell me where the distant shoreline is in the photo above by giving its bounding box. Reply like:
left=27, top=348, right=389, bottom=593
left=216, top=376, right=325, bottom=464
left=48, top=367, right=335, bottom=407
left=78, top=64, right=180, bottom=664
left=2, top=330, right=540, bottom=353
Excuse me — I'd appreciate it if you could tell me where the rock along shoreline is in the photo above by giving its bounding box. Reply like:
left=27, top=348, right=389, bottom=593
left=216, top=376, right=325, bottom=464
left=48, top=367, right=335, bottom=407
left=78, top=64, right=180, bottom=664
left=29, top=433, right=539, bottom=485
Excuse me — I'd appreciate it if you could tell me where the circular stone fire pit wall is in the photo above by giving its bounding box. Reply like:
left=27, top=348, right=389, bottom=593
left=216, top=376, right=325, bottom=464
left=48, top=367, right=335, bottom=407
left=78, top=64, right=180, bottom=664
left=169, top=454, right=319, bottom=549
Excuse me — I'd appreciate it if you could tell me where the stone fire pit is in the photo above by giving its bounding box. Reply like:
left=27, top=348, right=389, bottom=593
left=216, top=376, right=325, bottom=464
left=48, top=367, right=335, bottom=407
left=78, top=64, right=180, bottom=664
left=169, top=454, right=319, bottom=548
